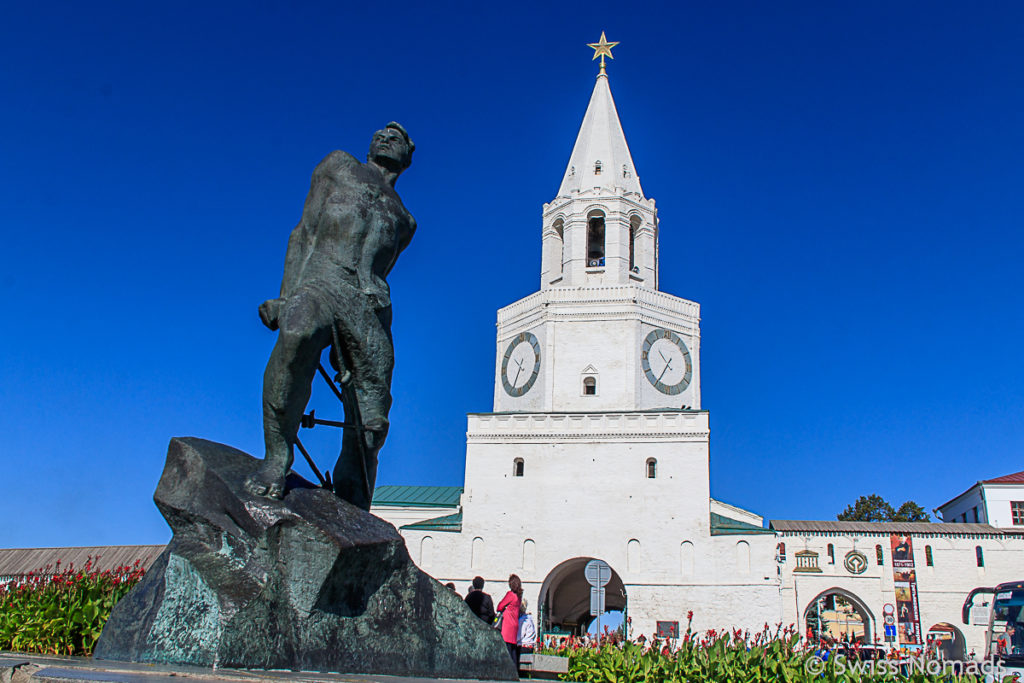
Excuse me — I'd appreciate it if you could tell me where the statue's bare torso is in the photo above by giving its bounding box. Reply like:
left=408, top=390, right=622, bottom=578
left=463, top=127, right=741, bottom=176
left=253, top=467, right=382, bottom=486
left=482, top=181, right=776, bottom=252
left=247, top=125, right=416, bottom=504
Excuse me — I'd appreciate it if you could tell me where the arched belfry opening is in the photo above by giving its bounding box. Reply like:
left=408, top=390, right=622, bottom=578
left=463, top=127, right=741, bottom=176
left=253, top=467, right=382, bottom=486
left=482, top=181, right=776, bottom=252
left=803, top=587, right=875, bottom=644
left=538, top=557, right=626, bottom=636
left=587, top=210, right=606, bottom=267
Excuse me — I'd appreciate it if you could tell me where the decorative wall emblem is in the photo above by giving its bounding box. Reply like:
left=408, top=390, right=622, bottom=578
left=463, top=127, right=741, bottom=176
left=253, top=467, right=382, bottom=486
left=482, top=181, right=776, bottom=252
left=793, top=550, right=822, bottom=573
left=844, top=550, right=868, bottom=575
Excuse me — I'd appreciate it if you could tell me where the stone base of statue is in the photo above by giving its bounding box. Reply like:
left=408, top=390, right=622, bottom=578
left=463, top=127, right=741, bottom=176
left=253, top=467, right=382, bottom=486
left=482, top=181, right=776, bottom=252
left=94, top=437, right=516, bottom=681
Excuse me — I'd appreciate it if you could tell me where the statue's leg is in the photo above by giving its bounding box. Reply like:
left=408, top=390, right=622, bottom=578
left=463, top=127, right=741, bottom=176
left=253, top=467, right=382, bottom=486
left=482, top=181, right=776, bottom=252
left=332, top=303, right=394, bottom=509
left=247, top=292, right=331, bottom=499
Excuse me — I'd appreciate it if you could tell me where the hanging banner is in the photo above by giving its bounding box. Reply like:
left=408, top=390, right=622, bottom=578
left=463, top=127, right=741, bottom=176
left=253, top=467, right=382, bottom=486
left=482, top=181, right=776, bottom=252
left=890, top=534, right=923, bottom=647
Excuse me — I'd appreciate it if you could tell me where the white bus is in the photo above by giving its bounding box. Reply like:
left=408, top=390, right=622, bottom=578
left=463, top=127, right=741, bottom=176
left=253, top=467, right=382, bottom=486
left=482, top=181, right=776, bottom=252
left=962, top=580, right=1024, bottom=679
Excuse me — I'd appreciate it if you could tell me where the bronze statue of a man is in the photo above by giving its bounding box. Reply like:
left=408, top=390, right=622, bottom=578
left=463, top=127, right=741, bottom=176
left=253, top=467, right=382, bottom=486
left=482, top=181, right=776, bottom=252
left=245, top=123, right=416, bottom=507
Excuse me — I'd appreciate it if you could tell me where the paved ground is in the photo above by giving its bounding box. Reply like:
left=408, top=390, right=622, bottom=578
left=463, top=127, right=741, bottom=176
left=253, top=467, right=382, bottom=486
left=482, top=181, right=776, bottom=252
left=0, top=654, right=519, bottom=683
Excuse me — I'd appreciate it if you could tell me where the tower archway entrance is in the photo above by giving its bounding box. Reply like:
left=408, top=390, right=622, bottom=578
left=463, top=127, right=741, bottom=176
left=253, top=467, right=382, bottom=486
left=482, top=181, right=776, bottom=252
left=538, top=557, right=626, bottom=636
left=803, top=588, right=875, bottom=644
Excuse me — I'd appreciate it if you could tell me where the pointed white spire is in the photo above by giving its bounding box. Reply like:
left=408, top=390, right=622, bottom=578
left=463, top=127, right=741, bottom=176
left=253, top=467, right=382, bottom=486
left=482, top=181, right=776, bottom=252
left=557, top=71, right=644, bottom=198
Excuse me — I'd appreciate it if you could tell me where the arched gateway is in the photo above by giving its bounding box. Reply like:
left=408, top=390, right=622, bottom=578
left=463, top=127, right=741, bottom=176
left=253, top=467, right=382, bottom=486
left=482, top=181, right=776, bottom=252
left=803, top=587, right=875, bottom=644
left=539, top=557, right=627, bottom=635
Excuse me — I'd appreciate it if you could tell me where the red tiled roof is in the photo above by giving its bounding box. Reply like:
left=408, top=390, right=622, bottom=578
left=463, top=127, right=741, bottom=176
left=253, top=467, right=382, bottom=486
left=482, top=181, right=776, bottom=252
left=983, top=470, right=1024, bottom=484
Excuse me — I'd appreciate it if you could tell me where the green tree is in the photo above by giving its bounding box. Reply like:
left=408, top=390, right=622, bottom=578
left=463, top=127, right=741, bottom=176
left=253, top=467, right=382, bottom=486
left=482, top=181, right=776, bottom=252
left=893, top=500, right=930, bottom=522
left=837, top=495, right=930, bottom=522
left=838, top=494, right=895, bottom=521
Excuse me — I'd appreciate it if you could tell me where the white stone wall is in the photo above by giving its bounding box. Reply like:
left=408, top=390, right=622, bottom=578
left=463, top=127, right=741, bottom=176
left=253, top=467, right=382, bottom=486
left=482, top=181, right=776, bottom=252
left=492, top=287, right=701, bottom=413
left=778, top=532, right=1024, bottom=655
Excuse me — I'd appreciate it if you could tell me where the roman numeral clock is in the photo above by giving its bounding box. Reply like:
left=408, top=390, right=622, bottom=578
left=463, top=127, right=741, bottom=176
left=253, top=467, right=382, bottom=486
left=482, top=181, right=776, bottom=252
left=641, top=328, right=693, bottom=395
left=501, top=332, right=541, bottom=397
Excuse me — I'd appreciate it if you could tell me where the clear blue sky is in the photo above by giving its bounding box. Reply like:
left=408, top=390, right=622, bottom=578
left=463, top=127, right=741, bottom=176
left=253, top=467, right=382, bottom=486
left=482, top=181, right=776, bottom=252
left=2, top=1, right=1022, bottom=547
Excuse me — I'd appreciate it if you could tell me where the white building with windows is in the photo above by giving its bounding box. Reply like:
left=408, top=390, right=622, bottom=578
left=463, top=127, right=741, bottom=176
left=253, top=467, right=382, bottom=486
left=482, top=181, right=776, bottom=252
left=370, top=52, right=1024, bottom=657
left=935, top=471, right=1024, bottom=528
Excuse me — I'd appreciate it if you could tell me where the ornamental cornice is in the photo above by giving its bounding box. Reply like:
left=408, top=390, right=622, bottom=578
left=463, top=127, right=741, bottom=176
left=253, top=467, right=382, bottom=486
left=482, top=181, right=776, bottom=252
left=543, top=192, right=654, bottom=217
left=467, top=431, right=711, bottom=442
left=497, top=286, right=700, bottom=325
left=776, top=530, right=1018, bottom=540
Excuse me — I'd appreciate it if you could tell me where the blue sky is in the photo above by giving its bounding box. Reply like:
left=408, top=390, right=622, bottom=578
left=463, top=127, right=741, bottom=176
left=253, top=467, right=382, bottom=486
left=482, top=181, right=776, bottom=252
left=2, top=1, right=1023, bottom=547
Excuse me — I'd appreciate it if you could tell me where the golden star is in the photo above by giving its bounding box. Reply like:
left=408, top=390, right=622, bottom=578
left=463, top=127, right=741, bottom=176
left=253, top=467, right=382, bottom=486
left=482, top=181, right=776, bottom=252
left=587, top=32, right=619, bottom=69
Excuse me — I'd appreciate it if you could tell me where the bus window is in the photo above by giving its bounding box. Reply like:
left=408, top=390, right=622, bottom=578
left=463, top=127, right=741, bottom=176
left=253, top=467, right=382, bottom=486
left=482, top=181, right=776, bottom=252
left=992, top=588, right=1024, bottom=658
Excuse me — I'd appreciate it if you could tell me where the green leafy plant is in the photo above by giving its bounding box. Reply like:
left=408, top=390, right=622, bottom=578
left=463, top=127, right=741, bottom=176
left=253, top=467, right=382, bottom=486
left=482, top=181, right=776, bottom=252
left=0, top=557, right=144, bottom=655
left=547, top=617, right=994, bottom=682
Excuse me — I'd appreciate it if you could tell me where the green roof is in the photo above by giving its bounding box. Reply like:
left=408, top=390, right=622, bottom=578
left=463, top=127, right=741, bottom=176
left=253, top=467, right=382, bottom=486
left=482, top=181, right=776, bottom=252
left=373, top=485, right=463, bottom=507
left=400, top=511, right=463, bottom=532
left=710, top=512, right=774, bottom=536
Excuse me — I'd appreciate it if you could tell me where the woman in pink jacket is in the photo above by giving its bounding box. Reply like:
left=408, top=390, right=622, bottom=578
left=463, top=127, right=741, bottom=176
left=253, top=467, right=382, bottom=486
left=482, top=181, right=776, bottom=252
left=496, top=574, right=523, bottom=667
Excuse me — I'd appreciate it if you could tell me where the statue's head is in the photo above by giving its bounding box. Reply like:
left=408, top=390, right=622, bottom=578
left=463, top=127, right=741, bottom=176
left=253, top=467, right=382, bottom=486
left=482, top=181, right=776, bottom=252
left=369, top=122, right=414, bottom=172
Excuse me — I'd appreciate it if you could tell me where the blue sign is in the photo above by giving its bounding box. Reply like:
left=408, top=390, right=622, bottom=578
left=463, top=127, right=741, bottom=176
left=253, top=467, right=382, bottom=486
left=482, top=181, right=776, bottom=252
left=884, top=624, right=897, bottom=638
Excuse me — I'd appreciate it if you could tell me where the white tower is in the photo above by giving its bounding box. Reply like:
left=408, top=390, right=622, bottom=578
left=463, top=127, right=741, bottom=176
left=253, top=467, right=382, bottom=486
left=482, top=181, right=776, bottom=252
left=385, top=38, right=780, bottom=640
left=492, top=44, right=701, bottom=415
left=459, top=37, right=715, bottom=634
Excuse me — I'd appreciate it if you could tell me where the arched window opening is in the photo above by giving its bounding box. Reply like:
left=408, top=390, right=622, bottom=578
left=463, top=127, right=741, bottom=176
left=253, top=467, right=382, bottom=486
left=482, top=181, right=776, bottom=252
left=627, top=539, right=641, bottom=571
left=522, top=539, right=536, bottom=570
left=582, top=376, right=597, bottom=395
left=594, top=160, right=603, bottom=175
left=471, top=536, right=483, bottom=570
left=629, top=215, right=641, bottom=273
left=736, top=540, right=750, bottom=575
left=827, top=544, right=835, bottom=564
left=513, top=458, right=524, bottom=477
left=875, top=544, right=884, bottom=566
left=776, top=542, right=786, bottom=563
left=552, top=218, right=565, bottom=278
left=646, top=458, right=657, bottom=479
left=419, top=535, right=434, bottom=567
left=925, top=545, right=934, bottom=567
left=587, top=211, right=605, bottom=267
left=975, top=546, right=984, bottom=567
left=680, top=541, right=694, bottom=576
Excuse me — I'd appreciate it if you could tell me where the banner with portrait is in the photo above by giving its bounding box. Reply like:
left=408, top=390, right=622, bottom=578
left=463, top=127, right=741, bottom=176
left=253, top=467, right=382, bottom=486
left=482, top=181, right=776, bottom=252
left=890, top=533, right=923, bottom=646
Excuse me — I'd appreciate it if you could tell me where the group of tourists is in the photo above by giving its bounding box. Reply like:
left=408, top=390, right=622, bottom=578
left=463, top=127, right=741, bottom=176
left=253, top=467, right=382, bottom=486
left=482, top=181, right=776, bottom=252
left=451, top=574, right=537, bottom=667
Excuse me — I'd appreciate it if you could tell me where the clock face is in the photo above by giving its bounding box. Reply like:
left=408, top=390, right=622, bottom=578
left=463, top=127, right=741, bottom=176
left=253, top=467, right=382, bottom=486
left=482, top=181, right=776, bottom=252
left=641, top=328, right=692, bottom=395
left=501, top=332, right=541, bottom=397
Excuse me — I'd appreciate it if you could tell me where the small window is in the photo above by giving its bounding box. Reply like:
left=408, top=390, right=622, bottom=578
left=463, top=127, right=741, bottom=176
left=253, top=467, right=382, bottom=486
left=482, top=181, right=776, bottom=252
left=1012, top=501, right=1024, bottom=526
left=972, top=506, right=979, bottom=523
left=622, top=164, right=630, bottom=178
left=776, top=542, right=786, bottom=563
left=646, top=458, right=657, bottom=479
left=583, top=376, right=596, bottom=395
left=976, top=545, right=984, bottom=567
left=925, top=545, right=933, bottom=566
left=594, top=160, right=602, bottom=175
left=513, top=458, right=524, bottom=477
left=827, top=544, right=835, bottom=565
left=875, top=544, right=884, bottom=566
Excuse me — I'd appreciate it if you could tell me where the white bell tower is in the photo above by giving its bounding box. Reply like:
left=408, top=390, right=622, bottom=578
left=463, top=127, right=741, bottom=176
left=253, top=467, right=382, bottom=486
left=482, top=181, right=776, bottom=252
left=492, top=42, right=702, bottom=415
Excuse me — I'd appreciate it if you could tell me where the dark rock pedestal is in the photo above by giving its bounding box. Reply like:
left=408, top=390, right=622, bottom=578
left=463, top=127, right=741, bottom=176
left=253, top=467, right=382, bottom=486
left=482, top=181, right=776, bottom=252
left=94, top=438, right=516, bottom=680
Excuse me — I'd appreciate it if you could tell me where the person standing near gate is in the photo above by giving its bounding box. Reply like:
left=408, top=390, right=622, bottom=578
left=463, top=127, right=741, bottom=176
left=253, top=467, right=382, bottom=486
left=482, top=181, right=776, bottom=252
left=464, top=576, right=495, bottom=623
left=496, top=574, right=523, bottom=667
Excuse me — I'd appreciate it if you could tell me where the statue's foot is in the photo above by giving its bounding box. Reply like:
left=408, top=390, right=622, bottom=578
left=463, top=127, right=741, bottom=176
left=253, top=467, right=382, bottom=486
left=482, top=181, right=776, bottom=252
left=244, top=466, right=286, bottom=499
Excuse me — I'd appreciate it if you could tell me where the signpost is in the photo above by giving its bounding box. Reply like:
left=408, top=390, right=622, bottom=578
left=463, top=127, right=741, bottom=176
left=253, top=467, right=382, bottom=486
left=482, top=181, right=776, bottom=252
left=585, top=559, right=612, bottom=636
